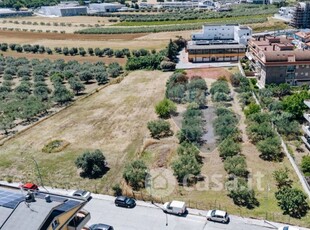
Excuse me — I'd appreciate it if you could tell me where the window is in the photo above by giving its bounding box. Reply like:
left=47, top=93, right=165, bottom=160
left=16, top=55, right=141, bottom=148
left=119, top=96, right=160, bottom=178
left=52, top=220, right=59, bottom=230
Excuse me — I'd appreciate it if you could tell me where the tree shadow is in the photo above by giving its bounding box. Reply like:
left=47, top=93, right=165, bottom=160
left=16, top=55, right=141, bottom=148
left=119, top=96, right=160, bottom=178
left=80, top=166, right=110, bottom=179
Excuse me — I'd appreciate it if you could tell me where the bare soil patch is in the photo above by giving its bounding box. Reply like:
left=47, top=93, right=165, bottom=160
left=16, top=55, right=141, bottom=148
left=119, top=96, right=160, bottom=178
left=185, top=68, right=233, bottom=80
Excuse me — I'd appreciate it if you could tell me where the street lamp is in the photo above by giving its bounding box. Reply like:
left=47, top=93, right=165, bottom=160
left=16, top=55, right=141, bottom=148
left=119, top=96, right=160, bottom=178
left=25, top=157, right=48, bottom=192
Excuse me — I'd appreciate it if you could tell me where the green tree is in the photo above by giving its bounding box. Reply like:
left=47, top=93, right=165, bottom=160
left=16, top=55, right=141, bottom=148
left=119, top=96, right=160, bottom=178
left=224, top=155, right=247, bottom=177
left=52, top=85, right=73, bottom=105
left=75, top=149, right=108, bottom=179
left=147, top=119, right=173, bottom=139
left=273, top=167, right=293, bottom=189
left=177, top=141, right=200, bottom=161
left=33, top=86, right=50, bottom=101
left=172, top=154, right=201, bottom=183
left=244, top=103, right=261, bottom=117
left=95, top=71, right=108, bottom=85
left=79, top=70, right=94, bottom=83
left=167, top=39, right=178, bottom=61
left=227, top=178, right=259, bottom=209
left=219, top=137, right=241, bottom=159
left=282, top=91, right=310, bottom=119
left=257, top=136, right=282, bottom=161
left=301, top=156, right=310, bottom=176
left=123, top=160, right=147, bottom=190
left=275, top=187, right=309, bottom=218
left=68, top=78, right=85, bottom=95
left=108, top=62, right=122, bottom=78
left=155, top=98, right=177, bottom=119
left=0, top=115, right=14, bottom=135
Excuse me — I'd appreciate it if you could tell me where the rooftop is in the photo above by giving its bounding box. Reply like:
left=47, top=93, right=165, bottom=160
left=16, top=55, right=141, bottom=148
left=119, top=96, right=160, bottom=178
left=0, top=185, right=86, bottom=230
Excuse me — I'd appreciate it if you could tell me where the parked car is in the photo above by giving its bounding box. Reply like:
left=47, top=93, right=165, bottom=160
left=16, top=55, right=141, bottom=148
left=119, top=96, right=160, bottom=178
left=72, top=190, right=92, bottom=200
left=163, top=200, right=187, bottom=215
left=278, top=227, right=300, bottom=230
left=89, top=223, right=114, bottom=230
left=114, top=196, right=136, bottom=208
left=206, top=210, right=229, bottom=223
left=21, top=183, right=39, bottom=191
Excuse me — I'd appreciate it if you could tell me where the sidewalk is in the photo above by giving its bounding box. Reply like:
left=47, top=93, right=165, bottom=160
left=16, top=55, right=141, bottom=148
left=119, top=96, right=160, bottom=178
left=1, top=181, right=308, bottom=230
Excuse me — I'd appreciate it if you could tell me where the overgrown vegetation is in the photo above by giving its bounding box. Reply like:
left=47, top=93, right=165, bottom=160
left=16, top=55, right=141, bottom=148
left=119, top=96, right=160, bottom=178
left=123, top=160, right=148, bottom=190
left=273, top=168, right=309, bottom=218
left=0, top=56, right=122, bottom=135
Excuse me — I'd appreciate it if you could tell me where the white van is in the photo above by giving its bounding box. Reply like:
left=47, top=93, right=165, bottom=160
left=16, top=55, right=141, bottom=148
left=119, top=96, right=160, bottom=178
left=163, top=200, right=186, bottom=215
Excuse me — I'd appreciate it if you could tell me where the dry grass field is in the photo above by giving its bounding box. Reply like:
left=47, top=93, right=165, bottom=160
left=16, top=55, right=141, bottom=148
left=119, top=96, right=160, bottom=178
left=0, top=30, right=175, bottom=51
left=0, top=70, right=170, bottom=193
left=0, top=16, right=115, bottom=33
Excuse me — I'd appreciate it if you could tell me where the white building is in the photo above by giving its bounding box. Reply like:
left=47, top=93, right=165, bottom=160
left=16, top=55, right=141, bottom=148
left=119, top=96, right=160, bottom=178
left=187, top=24, right=252, bottom=62
left=38, top=3, right=87, bottom=16
left=155, top=1, right=198, bottom=8
left=88, top=3, right=123, bottom=13
left=278, top=7, right=294, bottom=18
left=191, top=24, right=252, bottom=45
left=302, top=100, right=310, bottom=149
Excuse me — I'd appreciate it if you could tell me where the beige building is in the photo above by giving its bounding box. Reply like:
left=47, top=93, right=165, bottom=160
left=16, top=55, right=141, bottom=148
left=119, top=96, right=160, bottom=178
left=247, top=36, right=310, bottom=87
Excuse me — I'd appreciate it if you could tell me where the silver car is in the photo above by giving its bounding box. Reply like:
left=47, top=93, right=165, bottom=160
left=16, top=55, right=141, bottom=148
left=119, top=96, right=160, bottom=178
left=206, top=210, right=229, bottom=223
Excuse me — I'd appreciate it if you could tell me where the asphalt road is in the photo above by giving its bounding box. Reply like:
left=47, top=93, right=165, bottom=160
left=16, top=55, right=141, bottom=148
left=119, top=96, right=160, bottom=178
left=84, top=197, right=279, bottom=230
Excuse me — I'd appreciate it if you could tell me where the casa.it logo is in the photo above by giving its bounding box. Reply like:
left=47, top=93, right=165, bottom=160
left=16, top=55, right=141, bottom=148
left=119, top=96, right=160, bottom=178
left=145, top=168, right=176, bottom=198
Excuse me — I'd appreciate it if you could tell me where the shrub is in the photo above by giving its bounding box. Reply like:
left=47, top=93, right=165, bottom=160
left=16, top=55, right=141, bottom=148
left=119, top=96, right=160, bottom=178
left=75, top=149, right=108, bottom=179
left=172, top=154, right=201, bottom=183
left=112, top=184, right=122, bottom=196
left=160, top=60, right=176, bottom=71
left=227, top=178, right=259, bottom=209
left=224, top=155, right=247, bottom=177
left=257, top=136, right=282, bottom=161
left=275, top=187, right=309, bottom=218
left=301, top=156, right=310, bottom=176
left=155, top=98, right=177, bottom=119
left=147, top=119, right=173, bottom=139
left=219, top=137, right=241, bottom=159
left=273, top=167, right=293, bottom=189
left=244, top=103, right=261, bottom=117
left=123, top=160, right=147, bottom=190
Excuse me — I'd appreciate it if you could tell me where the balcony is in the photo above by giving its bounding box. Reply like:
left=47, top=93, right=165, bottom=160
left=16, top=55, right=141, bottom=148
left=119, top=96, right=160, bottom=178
left=68, top=210, right=91, bottom=230
left=305, top=100, right=310, bottom=108
left=301, top=136, right=310, bottom=150
left=304, top=113, right=310, bottom=123
left=302, top=125, right=310, bottom=137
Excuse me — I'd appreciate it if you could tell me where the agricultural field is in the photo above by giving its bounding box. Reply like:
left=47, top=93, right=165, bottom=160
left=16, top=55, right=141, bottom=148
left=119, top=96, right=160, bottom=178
left=0, top=16, right=114, bottom=33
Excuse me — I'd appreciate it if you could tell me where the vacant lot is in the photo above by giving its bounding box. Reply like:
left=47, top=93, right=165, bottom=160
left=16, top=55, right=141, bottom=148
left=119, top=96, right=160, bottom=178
left=0, top=70, right=170, bottom=193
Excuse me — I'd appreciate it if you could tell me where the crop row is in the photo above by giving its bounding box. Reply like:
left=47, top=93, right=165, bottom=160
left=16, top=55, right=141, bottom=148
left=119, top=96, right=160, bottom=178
left=76, top=17, right=267, bottom=34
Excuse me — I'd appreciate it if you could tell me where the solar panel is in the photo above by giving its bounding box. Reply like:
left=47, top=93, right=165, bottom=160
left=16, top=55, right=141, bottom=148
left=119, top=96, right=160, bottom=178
left=0, top=190, right=25, bottom=209
left=56, top=200, right=80, bottom=212
left=35, top=193, right=67, bottom=203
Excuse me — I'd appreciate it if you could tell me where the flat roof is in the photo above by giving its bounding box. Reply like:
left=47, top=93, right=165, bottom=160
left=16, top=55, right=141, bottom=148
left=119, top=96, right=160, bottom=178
left=187, top=44, right=246, bottom=49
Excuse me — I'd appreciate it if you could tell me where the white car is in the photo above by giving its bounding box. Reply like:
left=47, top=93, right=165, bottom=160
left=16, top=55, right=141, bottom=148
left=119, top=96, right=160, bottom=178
left=72, top=190, right=92, bottom=200
left=278, top=227, right=300, bottom=230
left=206, top=210, right=229, bottom=223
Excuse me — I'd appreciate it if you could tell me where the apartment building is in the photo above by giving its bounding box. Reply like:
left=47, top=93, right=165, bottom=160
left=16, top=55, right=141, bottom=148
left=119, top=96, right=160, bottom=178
left=302, top=100, right=310, bottom=149
left=291, top=2, right=310, bottom=29
left=247, top=36, right=310, bottom=87
left=186, top=24, right=252, bottom=62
